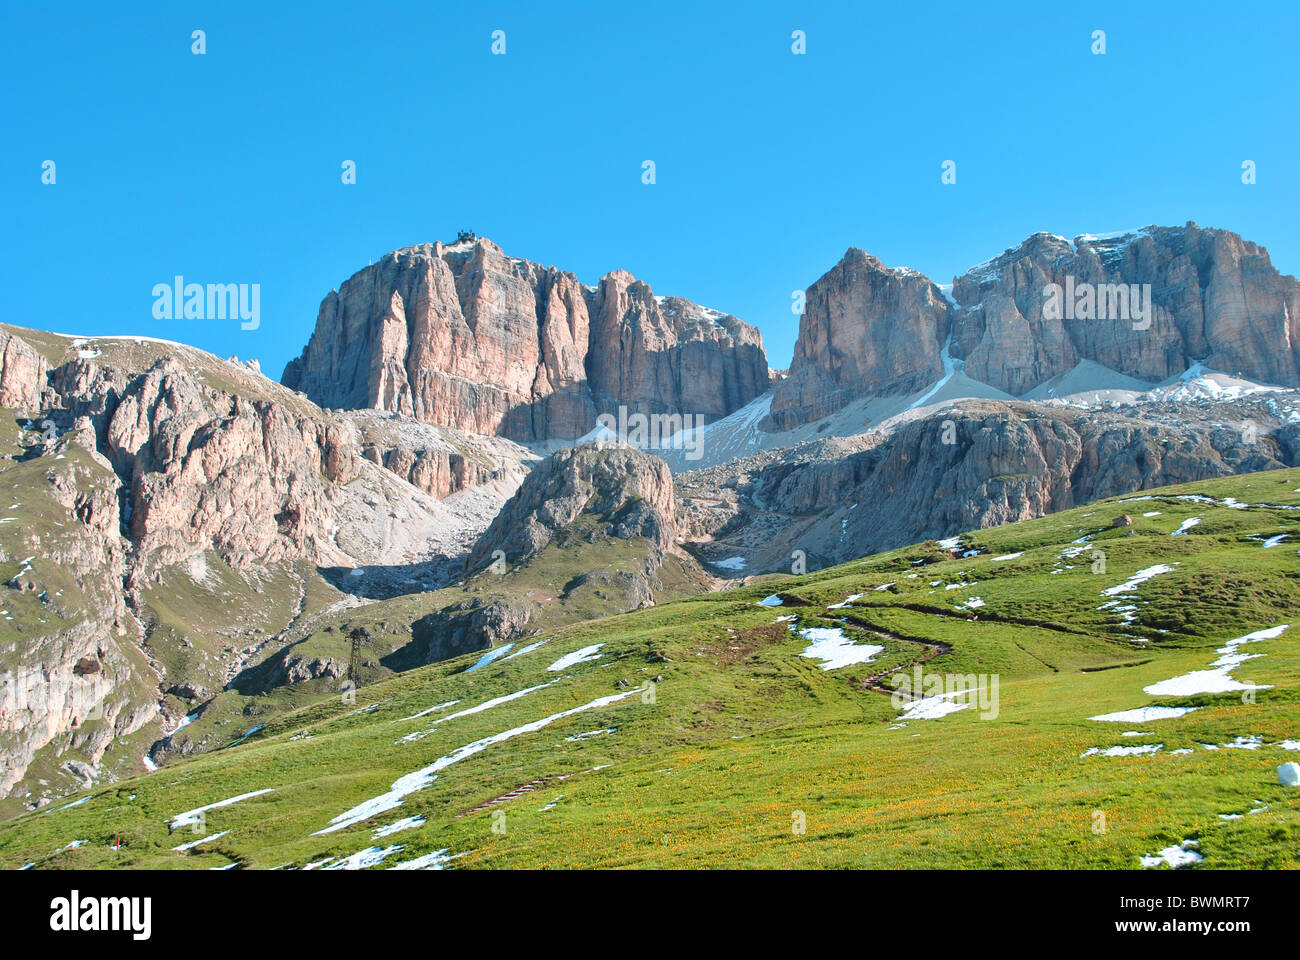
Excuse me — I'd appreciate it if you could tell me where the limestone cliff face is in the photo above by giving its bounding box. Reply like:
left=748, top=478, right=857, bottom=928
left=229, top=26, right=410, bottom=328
left=0, top=425, right=156, bottom=799
left=102, top=358, right=359, bottom=581
left=364, top=443, right=493, bottom=501
left=585, top=274, right=769, bottom=423
left=765, top=250, right=953, bottom=430
left=344, top=409, right=536, bottom=502
left=0, top=329, right=48, bottom=411
left=0, top=328, right=373, bottom=805
left=768, top=224, right=1300, bottom=428
left=282, top=238, right=769, bottom=442
left=951, top=224, right=1300, bottom=394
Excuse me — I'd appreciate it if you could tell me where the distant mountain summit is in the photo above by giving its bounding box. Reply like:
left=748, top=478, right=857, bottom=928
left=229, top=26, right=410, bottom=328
left=282, top=236, right=770, bottom=444
left=767, top=223, right=1300, bottom=429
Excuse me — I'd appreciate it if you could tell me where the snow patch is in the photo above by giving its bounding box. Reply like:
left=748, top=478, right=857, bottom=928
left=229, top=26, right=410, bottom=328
left=168, top=789, right=274, bottom=830
left=1090, top=706, right=1200, bottom=723
left=797, top=627, right=883, bottom=671
left=547, top=644, right=604, bottom=672
left=315, top=689, right=640, bottom=835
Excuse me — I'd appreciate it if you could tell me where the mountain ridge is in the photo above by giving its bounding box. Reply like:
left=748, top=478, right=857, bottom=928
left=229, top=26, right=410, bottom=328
left=767, top=223, right=1300, bottom=430
left=282, top=237, right=771, bottom=444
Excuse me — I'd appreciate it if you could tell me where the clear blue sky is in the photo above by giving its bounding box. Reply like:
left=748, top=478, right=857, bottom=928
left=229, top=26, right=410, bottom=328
left=5, top=1, right=1297, bottom=378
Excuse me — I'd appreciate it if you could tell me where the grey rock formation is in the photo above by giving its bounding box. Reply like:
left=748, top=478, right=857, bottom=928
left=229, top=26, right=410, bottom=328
left=951, top=224, right=1300, bottom=394
left=468, top=444, right=678, bottom=571
left=282, top=238, right=769, bottom=442
left=766, top=250, right=952, bottom=430
left=767, top=224, right=1300, bottom=429
left=682, top=394, right=1297, bottom=572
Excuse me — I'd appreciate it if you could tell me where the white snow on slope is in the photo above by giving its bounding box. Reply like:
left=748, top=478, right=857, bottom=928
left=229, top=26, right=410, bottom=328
left=797, top=627, right=884, bottom=670
left=1090, top=706, right=1199, bottom=723
left=502, top=638, right=551, bottom=661
left=373, top=816, right=426, bottom=839
left=1144, top=625, right=1287, bottom=697
left=897, top=690, right=972, bottom=721
left=322, top=845, right=406, bottom=870
left=398, top=683, right=558, bottom=742
left=171, top=830, right=230, bottom=852
left=908, top=337, right=960, bottom=410
left=1081, top=743, right=1163, bottom=758
left=314, top=688, right=640, bottom=835
left=1140, top=839, right=1202, bottom=869
left=547, top=644, right=604, bottom=672
left=465, top=643, right=515, bottom=673
left=1101, top=564, right=1177, bottom=597
left=390, top=848, right=461, bottom=870
left=169, top=789, right=274, bottom=830
left=394, top=699, right=461, bottom=724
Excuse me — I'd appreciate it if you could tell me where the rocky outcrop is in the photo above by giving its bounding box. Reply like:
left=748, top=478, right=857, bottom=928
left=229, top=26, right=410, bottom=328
left=407, top=447, right=683, bottom=664
left=413, top=598, right=536, bottom=664
left=0, top=435, right=156, bottom=799
left=101, top=358, right=360, bottom=580
left=0, top=329, right=48, bottom=412
left=684, top=396, right=1295, bottom=571
left=951, top=224, right=1300, bottom=394
left=270, top=651, right=349, bottom=686
left=362, top=444, right=494, bottom=501
left=765, top=251, right=953, bottom=430
left=468, top=445, right=678, bottom=571
left=0, top=330, right=384, bottom=805
left=585, top=274, right=770, bottom=423
left=767, top=224, right=1300, bottom=429
left=343, top=408, right=536, bottom=503
left=282, top=238, right=769, bottom=442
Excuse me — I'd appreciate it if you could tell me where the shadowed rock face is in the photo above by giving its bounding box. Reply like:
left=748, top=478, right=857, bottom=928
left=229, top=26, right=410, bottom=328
left=767, top=224, right=1300, bottom=429
left=282, top=238, right=770, bottom=443
left=468, top=444, right=677, bottom=572
left=682, top=397, right=1297, bottom=573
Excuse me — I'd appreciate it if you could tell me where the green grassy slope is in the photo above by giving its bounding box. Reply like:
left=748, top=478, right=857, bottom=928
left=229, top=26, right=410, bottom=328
left=144, top=524, right=708, bottom=762
left=3, top=469, right=1299, bottom=869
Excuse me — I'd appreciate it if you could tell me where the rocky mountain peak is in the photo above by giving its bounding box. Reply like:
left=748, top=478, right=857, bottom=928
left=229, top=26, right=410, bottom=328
left=950, top=222, right=1300, bottom=396
left=766, top=223, right=1300, bottom=429
left=282, top=239, right=770, bottom=444
left=763, top=244, right=953, bottom=430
